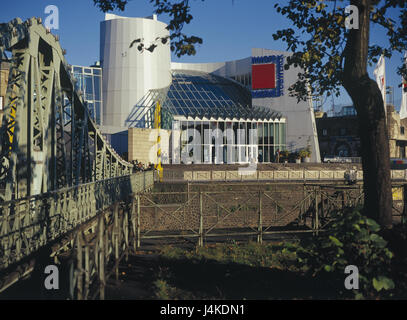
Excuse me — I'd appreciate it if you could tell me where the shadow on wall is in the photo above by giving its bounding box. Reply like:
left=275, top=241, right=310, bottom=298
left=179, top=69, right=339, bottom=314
left=104, top=131, right=128, bottom=158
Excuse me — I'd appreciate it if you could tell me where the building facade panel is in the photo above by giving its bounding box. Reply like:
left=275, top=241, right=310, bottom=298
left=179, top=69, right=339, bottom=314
left=101, top=14, right=171, bottom=131
left=250, top=48, right=320, bottom=162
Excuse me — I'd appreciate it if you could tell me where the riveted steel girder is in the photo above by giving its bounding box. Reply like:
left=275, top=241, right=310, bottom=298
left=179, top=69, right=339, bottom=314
left=0, top=18, right=133, bottom=202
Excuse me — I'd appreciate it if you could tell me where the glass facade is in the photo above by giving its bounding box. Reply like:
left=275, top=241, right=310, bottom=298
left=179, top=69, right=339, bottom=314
left=256, top=122, right=286, bottom=162
left=174, top=118, right=286, bottom=164
left=126, top=69, right=286, bottom=164
left=127, top=70, right=282, bottom=129
left=67, top=65, right=103, bottom=125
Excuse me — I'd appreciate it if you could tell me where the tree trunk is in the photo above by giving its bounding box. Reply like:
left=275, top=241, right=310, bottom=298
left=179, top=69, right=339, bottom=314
left=343, top=0, right=392, bottom=227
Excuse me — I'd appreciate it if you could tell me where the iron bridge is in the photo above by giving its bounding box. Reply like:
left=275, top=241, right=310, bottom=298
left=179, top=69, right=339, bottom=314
left=0, top=17, right=154, bottom=299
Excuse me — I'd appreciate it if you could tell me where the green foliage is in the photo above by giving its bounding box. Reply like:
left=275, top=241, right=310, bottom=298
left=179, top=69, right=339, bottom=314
left=279, top=150, right=290, bottom=162
left=298, top=148, right=311, bottom=158
left=297, top=207, right=395, bottom=299
left=273, top=0, right=407, bottom=102
left=154, top=279, right=174, bottom=299
left=373, top=276, right=395, bottom=292
left=159, top=241, right=300, bottom=270
left=93, top=0, right=128, bottom=11
left=156, top=224, right=404, bottom=299
left=154, top=278, right=198, bottom=300
left=288, top=151, right=300, bottom=161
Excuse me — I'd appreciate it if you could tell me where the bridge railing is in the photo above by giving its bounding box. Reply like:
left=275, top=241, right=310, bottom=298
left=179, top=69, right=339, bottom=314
left=135, top=183, right=406, bottom=247
left=164, top=169, right=407, bottom=183
left=0, top=171, right=153, bottom=271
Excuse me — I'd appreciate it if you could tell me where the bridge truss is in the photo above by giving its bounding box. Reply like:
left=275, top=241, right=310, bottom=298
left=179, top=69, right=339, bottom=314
left=0, top=17, right=132, bottom=202
left=0, top=18, right=156, bottom=298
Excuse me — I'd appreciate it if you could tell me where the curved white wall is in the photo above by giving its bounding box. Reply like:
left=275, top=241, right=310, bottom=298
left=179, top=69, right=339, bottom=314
left=100, top=14, right=171, bottom=131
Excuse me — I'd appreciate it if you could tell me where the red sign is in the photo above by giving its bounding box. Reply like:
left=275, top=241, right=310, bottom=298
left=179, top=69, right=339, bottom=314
left=252, top=63, right=276, bottom=90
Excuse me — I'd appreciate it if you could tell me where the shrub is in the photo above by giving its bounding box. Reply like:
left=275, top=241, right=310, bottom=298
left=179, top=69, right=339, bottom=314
left=299, top=148, right=311, bottom=159
left=296, top=207, right=395, bottom=299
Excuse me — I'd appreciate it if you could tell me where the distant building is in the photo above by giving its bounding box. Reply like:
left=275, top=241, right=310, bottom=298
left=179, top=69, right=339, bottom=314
left=99, top=14, right=320, bottom=163
left=127, top=70, right=286, bottom=164
left=316, top=104, right=407, bottom=160
left=0, top=61, right=10, bottom=123
left=387, top=105, right=407, bottom=158
left=316, top=108, right=360, bottom=160
left=67, top=64, right=103, bottom=126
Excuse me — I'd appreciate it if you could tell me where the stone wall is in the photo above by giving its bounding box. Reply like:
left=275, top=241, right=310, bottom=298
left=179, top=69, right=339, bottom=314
left=387, top=105, right=407, bottom=158
left=316, top=105, right=407, bottom=159
left=128, top=127, right=171, bottom=165
left=0, top=62, right=9, bottom=123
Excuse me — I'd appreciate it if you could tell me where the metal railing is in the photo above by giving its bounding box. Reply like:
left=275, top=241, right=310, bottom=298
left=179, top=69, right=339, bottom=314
left=161, top=169, right=407, bottom=183
left=0, top=171, right=154, bottom=271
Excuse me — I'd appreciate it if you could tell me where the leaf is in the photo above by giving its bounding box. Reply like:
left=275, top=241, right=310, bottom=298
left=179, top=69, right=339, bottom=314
left=146, top=44, right=158, bottom=52
left=329, top=236, right=343, bottom=247
left=129, top=38, right=142, bottom=48
left=373, top=276, right=395, bottom=292
left=366, top=219, right=381, bottom=232
left=324, top=265, right=332, bottom=272
left=369, top=234, right=387, bottom=248
left=385, top=249, right=393, bottom=259
left=357, top=229, right=370, bottom=241
left=352, top=224, right=361, bottom=232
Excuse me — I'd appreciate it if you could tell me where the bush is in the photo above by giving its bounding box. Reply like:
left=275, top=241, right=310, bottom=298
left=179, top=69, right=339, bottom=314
left=296, top=207, right=395, bottom=299
left=299, top=148, right=311, bottom=159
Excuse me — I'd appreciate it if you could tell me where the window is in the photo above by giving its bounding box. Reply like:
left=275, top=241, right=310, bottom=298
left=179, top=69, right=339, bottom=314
left=322, top=129, right=328, bottom=136
left=85, top=75, right=94, bottom=100
left=269, top=123, right=274, bottom=144
left=340, top=128, right=346, bottom=136
left=94, top=76, right=101, bottom=100
left=264, top=123, right=269, bottom=145
left=0, top=96, right=3, bottom=110
left=401, top=127, right=405, bottom=135
left=280, top=123, right=286, bottom=146
left=401, top=146, right=406, bottom=159
left=258, top=123, right=263, bottom=145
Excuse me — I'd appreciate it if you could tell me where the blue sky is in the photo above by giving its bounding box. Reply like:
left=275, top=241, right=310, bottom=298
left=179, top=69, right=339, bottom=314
left=1, top=0, right=405, bottom=110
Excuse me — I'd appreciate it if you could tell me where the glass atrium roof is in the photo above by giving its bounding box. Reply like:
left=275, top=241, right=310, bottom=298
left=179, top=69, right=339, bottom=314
left=126, top=70, right=283, bottom=128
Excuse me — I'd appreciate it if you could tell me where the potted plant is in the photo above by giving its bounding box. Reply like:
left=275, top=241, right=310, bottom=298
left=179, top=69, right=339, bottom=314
left=279, top=150, right=289, bottom=163
left=299, top=148, right=311, bottom=162
left=295, top=151, right=301, bottom=163
left=304, top=146, right=312, bottom=162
